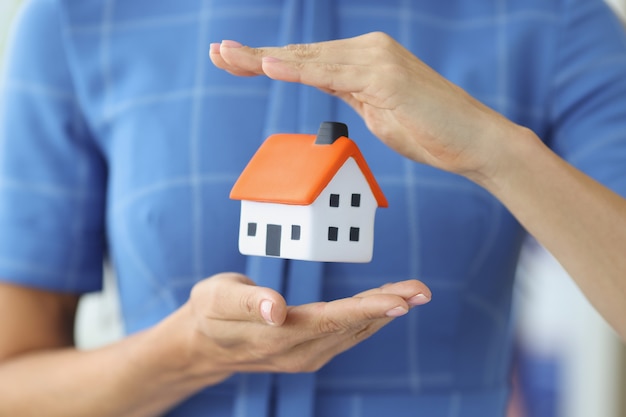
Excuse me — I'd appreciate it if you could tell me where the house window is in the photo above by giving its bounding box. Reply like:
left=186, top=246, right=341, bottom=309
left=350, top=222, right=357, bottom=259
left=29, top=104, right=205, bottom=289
left=350, top=227, right=360, bottom=242
left=351, top=193, right=361, bottom=207
left=328, top=227, right=338, bottom=241
left=247, top=222, right=257, bottom=236
left=329, top=194, right=340, bottom=207
left=291, top=225, right=301, bottom=240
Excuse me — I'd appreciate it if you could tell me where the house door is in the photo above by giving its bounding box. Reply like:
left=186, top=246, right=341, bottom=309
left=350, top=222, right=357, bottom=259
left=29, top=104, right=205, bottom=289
left=266, top=224, right=281, bottom=256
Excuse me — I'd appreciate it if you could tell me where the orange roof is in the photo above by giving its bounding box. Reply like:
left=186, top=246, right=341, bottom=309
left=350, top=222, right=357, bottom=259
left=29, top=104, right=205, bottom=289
left=230, top=133, right=388, bottom=207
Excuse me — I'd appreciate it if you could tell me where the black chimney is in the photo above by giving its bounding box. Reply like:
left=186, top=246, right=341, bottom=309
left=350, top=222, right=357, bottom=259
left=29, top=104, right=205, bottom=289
left=315, top=121, right=349, bottom=145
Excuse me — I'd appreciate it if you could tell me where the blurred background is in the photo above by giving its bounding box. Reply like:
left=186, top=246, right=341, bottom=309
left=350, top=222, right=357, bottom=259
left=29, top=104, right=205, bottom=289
left=1, top=1, right=625, bottom=416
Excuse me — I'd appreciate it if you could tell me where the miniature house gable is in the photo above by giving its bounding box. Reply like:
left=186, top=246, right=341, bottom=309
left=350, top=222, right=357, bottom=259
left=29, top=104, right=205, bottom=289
left=230, top=122, right=388, bottom=263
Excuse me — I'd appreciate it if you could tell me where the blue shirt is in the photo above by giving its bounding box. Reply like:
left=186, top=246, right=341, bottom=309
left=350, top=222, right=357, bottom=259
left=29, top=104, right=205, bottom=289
left=1, top=0, right=626, bottom=416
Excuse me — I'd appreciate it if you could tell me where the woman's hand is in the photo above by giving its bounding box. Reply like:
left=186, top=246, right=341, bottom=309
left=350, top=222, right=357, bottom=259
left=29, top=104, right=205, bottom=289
left=175, top=273, right=430, bottom=383
left=210, top=32, right=524, bottom=183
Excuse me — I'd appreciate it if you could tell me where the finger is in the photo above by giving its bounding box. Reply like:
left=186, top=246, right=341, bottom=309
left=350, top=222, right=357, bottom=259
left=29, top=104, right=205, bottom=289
left=215, top=40, right=269, bottom=75
left=191, top=272, right=287, bottom=326
left=215, top=32, right=405, bottom=76
left=260, top=57, right=372, bottom=97
left=209, top=42, right=259, bottom=77
left=286, top=293, right=410, bottom=339
left=264, top=32, right=400, bottom=65
left=354, top=279, right=432, bottom=306
left=216, top=42, right=380, bottom=112
left=217, top=39, right=373, bottom=80
left=217, top=38, right=362, bottom=92
left=218, top=33, right=380, bottom=67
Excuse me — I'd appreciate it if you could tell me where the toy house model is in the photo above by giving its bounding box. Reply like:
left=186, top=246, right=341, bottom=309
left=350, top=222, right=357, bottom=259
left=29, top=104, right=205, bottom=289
left=230, top=122, right=388, bottom=263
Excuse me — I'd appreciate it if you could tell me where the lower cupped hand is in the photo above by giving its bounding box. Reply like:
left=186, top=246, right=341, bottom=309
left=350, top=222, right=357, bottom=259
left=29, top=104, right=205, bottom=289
left=180, top=272, right=430, bottom=381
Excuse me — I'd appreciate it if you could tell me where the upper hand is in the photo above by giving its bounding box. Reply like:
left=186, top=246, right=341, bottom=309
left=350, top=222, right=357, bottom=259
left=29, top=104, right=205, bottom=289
left=209, top=32, right=522, bottom=182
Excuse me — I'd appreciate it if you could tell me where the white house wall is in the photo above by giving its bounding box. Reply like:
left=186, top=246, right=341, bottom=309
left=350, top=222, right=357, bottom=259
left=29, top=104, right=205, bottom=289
left=308, top=157, right=378, bottom=262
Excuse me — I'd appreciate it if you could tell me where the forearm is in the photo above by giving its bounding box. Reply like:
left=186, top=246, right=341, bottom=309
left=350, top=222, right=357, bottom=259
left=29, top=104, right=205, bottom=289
left=477, top=127, right=626, bottom=339
left=0, top=304, right=225, bottom=417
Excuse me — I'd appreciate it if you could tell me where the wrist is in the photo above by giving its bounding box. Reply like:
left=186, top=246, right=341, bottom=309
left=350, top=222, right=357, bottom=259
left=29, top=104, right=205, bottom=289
left=464, top=120, right=543, bottom=194
left=137, top=302, right=232, bottom=395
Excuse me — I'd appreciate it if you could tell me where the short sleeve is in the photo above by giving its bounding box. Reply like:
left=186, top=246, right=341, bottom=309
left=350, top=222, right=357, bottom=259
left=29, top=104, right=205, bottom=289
left=0, top=0, right=106, bottom=293
left=549, top=0, right=626, bottom=197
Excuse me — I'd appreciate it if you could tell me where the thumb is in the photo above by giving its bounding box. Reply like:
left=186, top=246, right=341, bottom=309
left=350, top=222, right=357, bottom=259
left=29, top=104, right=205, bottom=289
left=192, top=273, right=287, bottom=326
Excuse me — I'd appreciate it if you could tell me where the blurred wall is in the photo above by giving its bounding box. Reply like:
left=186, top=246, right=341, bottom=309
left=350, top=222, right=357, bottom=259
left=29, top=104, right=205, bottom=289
left=0, top=1, right=23, bottom=61
left=606, top=0, right=626, bottom=15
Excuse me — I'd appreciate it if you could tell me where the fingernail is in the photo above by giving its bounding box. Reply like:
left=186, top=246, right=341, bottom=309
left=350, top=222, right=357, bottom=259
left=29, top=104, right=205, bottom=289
left=260, top=300, right=275, bottom=324
left=221, top=39, right=243, bottom=48
left=209, top=43, right=221, bottom=54
left=407, top=294, right=431, bottom=306
left=385, top=306, right=409, bottom=317
left=262, top=56, right=282, bottom=63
